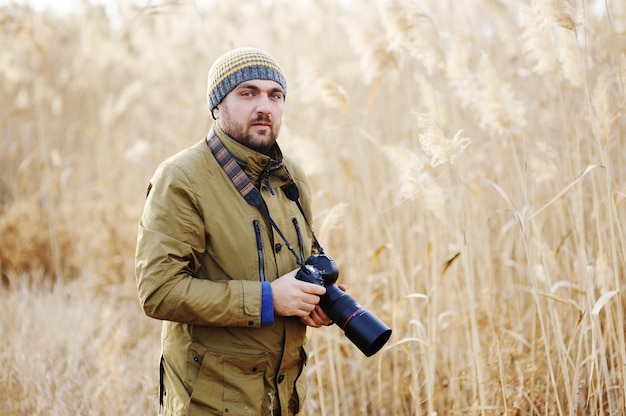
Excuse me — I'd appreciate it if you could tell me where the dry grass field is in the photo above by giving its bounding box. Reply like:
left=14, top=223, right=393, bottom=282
left=1, top=0, right=625, bottom=414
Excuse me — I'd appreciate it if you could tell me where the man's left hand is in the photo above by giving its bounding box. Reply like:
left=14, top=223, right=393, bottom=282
left=300, top=284, right=347, bottom=328
left=300, top=305, right=332, bottom=328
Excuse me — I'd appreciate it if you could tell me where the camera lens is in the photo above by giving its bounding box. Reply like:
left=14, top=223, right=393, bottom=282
left=342, top=308, right=392, bottom=357
left=321, top=285, right=392, bottom=357
left=298, top=254, right=392, bottom=357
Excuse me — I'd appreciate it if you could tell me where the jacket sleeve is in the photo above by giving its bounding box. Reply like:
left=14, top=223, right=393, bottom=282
left=135, top=160, right=264, bottom=327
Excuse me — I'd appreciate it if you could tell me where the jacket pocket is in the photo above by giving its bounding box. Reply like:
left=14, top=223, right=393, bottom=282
left=187, top=344, right=268, bottom=415
left=289, top=346, right=309, bottom=415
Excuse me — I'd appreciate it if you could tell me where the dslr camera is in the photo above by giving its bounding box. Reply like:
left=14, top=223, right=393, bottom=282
left=296, top=253, right=392, bottom=357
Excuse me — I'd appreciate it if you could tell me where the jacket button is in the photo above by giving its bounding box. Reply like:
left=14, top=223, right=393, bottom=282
left=193, top=356, right=199, bottom=363
left=277, top=374, right=285, bottom=383
left=248, top=321, right=254, bottom=326
left=275, top=243, right=282, bottom=252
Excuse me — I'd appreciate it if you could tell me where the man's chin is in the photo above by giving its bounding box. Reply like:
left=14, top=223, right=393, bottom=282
left=244, top=134, right=276, bottom=153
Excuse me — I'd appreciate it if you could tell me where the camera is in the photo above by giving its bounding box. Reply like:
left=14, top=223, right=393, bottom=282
left=296, top=253, right=392, bottom=357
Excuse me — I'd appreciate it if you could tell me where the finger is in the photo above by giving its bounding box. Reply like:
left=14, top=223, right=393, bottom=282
left=299, top=300, right=317, bottom=315
left=300, top=315, right=320, bottom=327
left=308, top=307, right=322, bottom=323
left=309, top=307, right=331, bottom=327
left=314, top=306, right=332, bottom=324
left=299, top=281, right=326, bottom=295
left=305, top=294, right=321, bottom=306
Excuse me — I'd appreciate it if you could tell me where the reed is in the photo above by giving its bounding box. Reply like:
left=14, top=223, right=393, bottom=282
left=1, top=0, right=625, bottom=414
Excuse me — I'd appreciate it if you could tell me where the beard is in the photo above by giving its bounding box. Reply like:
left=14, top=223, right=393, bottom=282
left=220, top=114, right=279, bottom=155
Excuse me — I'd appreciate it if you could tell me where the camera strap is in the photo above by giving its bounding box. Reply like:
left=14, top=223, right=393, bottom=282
left=206, top=131, right=324, bottom=264
left=279, top=178, right=324, bottom=254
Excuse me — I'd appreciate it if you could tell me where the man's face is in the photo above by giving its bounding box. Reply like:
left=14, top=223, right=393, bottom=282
left=213, top=79, right=285, bottom=154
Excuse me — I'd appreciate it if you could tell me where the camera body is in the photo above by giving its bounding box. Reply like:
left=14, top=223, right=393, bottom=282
left=296, top=253, right=392, bottom=357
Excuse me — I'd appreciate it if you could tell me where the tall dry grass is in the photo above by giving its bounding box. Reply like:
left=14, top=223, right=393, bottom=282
left=1, top=0, right=625, bottom=414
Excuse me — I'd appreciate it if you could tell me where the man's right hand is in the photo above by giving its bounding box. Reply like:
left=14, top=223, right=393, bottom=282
left=270, top=269, right=326, bottom=318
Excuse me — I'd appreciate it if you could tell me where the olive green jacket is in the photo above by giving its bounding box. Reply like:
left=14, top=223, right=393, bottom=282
left=135, top=126, right=314, bottom=415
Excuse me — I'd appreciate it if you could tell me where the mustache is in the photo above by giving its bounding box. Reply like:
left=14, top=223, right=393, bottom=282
left=251, top=114, right=272, bottom=124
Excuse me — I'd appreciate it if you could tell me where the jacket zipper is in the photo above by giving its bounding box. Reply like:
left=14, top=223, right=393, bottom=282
left=253, top=219, right=266, bottom=282
left=265, top=175, right=274, bottom=195
left=256, top=163, right=275, bottom=195
left=292, top=217, right=305, bottom=263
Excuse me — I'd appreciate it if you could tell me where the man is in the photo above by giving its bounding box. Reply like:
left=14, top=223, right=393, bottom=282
left=135, top=48, right=333, bottom=416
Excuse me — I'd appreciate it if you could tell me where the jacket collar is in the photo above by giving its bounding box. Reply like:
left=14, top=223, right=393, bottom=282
left=212, top=124, right=286, bottom=183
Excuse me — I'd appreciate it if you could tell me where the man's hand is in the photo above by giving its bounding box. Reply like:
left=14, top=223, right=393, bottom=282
left=301, top=283, right=347, bottom=328
left=271, top=269, right=326, bottom=319
left=301, top=305, right=332, bottom=328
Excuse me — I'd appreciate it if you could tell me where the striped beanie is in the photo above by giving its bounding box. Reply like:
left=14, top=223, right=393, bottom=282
left=207, top=47, right=287, bottom=113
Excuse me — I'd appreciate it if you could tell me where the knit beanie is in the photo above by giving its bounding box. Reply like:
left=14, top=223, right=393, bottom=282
left=207, top=47, right=287, bottom=113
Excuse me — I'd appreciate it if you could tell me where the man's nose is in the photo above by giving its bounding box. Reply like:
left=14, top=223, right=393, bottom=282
left=255, top=94, right=272, bottom=113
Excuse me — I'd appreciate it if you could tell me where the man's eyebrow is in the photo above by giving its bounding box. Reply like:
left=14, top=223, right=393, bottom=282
left=236, top=82, right=284, bottom=94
